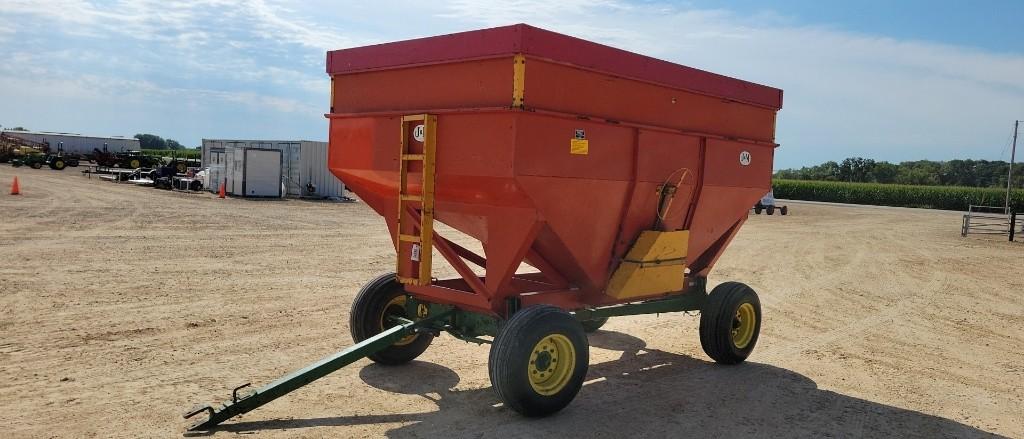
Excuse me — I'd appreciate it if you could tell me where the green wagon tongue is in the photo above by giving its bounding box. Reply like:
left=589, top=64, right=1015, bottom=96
left=183, top=311, right=450, bottom=431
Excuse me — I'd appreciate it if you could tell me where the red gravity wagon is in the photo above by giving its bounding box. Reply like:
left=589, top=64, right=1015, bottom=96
left=185, top=24, right=783, bottom=430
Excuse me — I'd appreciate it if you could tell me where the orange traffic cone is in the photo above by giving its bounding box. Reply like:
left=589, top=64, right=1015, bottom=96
left=218, top=180, right=226, bottom=198
left=10, top=176, right=19, bottom=195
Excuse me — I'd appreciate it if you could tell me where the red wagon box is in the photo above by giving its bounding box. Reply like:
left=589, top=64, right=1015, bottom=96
left=186, top=24, right=783, bottom=430
left=326, top=23, right=782, bottom=313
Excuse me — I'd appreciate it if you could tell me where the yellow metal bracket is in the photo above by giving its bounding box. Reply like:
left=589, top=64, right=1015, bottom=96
left=512, top=53, right=526, bottom=108
left=606, top=230, right=689, bottom=300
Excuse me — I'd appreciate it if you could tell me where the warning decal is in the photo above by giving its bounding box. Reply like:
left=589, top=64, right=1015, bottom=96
left=570, top=139, right=589, bottom=155
left=571, top=128, right=588, bottom=155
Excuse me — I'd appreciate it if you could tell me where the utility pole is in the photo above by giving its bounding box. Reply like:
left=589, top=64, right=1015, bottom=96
left=1007, top=120, right=1019, bottom=214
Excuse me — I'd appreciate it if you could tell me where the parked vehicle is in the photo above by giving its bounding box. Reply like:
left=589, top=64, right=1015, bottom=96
left=754, top=190, right=788, bottom=215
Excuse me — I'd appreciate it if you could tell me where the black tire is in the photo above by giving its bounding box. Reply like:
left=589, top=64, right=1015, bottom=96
left=754, top=205, right=762, bottom=215
left=31, top=162, right=42, bottom=169
left=489, top=305, right=589, bottom=417
left=766, top=205, right=775, bottom=215
left=699, top=282, right=761, bottom=364
left=579, top=317, right=609, bottom=333
left=189, top=180, right=203, bottom=191
left=51, top=159, right=66, bottom=170
left=349, top=273, right=433, bottom=365
left=780, top=206, right=788, bottom=216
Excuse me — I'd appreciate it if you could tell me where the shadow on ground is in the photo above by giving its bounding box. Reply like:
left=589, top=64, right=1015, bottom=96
left=207, top=331, right=1005, bottom=438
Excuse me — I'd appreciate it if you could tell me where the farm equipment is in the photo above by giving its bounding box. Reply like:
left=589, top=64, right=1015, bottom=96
left=185, top=24, right=783, bottom=431
left=167, top=153, right=200, bottom=174
left=753, top=190, right=788, bottom=215
left=117, top=150, right=159, bottom=169
left=88, top=146, right=157, bottom=169
left=89, top=146, right=118, bottom=167
left=3, top=133, right=52, bottom=168
left=44, top=143, right=80, bottom=170
left=11, top=151, right=48, bottom=169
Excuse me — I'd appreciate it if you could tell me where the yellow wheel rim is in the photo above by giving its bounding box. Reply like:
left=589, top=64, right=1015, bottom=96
left=130, top=159, right=140, bottom=168
left=55, top=161, right=63, bottom=168
left=732, top=302, right=756, bottom=349
left=528, top=334, right=575, bottom=396
left=381, top=295, right=418, bottom=346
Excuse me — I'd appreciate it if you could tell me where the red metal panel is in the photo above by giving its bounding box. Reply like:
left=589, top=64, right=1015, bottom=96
left=327, top=26, right=525, bottom=73
left=513, top=113, right=633, bottom=180
left=518, top=27, right=782, bottom=110
left=526, top=59, right=778, bottom=142
left=612, top=130, right=702, bottom=258
left=327, top=24, right=782, bottom=110
left=332, top=58, right=513, bottom=113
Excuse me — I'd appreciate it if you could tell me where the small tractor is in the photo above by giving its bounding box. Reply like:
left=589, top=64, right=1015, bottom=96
left=117, top=150, right=159, bottom=169
left=44, top=142, right=81, bottom=170
left=88, top=146, right=158, bottom=169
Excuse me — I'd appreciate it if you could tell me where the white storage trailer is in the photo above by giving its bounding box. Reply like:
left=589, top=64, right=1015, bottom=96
left=201, top=139, right=345, bottom=198
left=1, top=130, right=140, bottom=155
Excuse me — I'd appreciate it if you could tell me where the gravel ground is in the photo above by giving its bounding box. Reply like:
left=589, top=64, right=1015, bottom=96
left=1, top=165, right=1021, bottom=438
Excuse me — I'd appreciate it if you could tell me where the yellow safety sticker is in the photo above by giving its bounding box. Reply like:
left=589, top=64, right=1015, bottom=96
left=570, top=138, right=589, bottom=155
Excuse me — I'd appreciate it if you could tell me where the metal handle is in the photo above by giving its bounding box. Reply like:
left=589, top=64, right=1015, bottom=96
left=232, top=383, right=253, bottom=403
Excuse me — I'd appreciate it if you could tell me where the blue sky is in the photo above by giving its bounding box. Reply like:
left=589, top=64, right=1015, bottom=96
left=0, top=1, right=1022, bottom=169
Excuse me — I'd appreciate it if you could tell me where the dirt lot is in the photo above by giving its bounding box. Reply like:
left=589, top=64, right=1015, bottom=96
left=1, top=165, right=1022, bottom=438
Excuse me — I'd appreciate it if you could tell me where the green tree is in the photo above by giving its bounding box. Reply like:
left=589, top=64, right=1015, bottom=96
left=869, top=162, right=898, bottom=183
left=838, top=157, right=876, bottom=182
left=134, top=133, right=167, bottom=150
left=166, top=139, right=184, bottom=150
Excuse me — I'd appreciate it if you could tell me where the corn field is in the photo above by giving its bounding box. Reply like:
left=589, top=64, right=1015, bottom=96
left=772, top=179, right=1024, bottom=212
left=142, top=149, right=201, bottom=160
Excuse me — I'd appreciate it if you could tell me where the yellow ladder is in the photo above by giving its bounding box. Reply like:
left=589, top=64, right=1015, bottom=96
left=396, top=114, right=437, bottom=285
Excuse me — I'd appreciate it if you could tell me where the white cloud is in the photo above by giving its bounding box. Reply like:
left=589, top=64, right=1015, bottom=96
left=1, top=0, right=1021, bottom=165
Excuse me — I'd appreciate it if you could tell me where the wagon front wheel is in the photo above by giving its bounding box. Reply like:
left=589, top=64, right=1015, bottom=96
left=349, top=273, right=433, bottom=365
left=699, top=282, right=761, bottom=364
left=489, top=305, right=589, bottom=417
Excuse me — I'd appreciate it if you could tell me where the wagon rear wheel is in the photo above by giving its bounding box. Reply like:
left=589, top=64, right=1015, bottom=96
left=766, top=205, right=775, bottom=215
left=699, top=282, right=761, bottom=364
left=489, top=305, right=589, bottom=417
left=349, top=273, right=433, bottom=365
left=780, top=206, right=788, bottom=216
